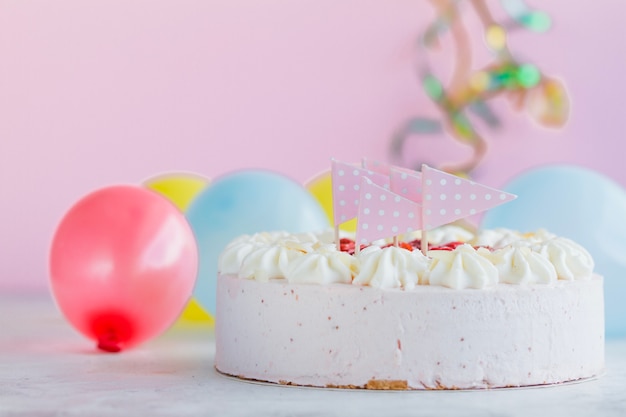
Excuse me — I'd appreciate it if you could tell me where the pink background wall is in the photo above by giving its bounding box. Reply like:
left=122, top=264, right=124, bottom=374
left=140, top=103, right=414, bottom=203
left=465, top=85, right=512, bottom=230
left=2, top=1, right=625, bottom=293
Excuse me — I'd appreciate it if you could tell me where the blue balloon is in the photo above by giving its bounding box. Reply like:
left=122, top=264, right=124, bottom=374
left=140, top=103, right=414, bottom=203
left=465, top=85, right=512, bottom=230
left=186, top=170, right=330, bottom=315
left=482, top=165, right=626, bottom=339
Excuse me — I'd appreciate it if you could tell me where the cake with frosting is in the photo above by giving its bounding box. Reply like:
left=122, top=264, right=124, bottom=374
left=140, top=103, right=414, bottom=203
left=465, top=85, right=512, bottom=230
left=214, top=226, right=604, bottom=390
left=215, top=160, right=604, bottom=389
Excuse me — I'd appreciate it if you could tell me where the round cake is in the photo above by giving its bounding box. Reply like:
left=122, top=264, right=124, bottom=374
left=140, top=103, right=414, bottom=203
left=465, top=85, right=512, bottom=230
left=214, top=227, right=605, bottom=390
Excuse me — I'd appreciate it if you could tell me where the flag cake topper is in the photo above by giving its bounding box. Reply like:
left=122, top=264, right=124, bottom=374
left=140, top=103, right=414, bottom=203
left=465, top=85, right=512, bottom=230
left=390, top=168, right=423, bottom=204
left=361, top=157, right=391, bottom=175
left=331, top=159, right=389, bottom=225
left=330, top=158, right=517, bottom=253
left=356, top=176, right=422, bottom=246
left=420, top=164, right=516, bottom=231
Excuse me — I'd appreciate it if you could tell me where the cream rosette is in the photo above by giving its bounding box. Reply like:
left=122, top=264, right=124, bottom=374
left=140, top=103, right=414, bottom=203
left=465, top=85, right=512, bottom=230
left=291, top=229, right=336, bottom=245
left=479, top=244, right=557, bottom=285
left=218, top=231, right=288, bottom=275
left=353, top=246, right=429, bottom=289
left=471, top=228, right=524, bottom=249
left=534, top=237, right=594, bottom=280
left=427, top=244, right=498, bottom=289
left=284, top=245, right=357, bottom=284
left=471, top=228, right=556, bottom=249
left=237, top=238, right=313, bottom=282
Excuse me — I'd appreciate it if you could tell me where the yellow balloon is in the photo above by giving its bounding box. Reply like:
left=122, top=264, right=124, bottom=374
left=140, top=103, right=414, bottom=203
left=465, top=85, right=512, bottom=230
left=304, top=170, right=357, bottom=232
left=144, top=172, right=209, bottom=212
left=143, top=172, right=214, bottom=325
left=177, top=298, right=214, bottom=327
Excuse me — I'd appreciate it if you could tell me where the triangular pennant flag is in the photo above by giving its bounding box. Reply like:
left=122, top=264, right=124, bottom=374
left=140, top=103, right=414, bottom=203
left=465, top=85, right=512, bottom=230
left=421, top=164, right=517, bottom=230
left=390, top=168, right=423, bottom=203
left=362, top=158, right=391, bottom=175
left=356, top=176, right=422, bottom=245
left=331, top=159, right=389, bottom=226
left=362, top=158, right=415, bottom=176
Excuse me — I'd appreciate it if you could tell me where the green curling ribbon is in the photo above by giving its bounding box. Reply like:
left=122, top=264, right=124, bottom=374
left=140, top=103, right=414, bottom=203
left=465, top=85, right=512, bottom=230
left=519, top=12, right=551, bottom=32
left=423, top=75, right=444, bottom=100
left=450, top=113, right=475, bottom=141
left=516, top=64, right=541, bottom=88
left=493, top=68, right=516, bottom=89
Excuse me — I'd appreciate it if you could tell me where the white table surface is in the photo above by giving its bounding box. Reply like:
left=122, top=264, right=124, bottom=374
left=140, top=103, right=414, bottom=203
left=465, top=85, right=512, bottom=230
left=2, top=294, right=625, bottom=417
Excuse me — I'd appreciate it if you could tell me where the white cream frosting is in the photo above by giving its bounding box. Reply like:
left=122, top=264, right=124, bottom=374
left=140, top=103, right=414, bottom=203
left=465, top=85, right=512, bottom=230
left=216, top=228, right=603, bottom=390
left=529, top=229, right=558, bottom=243
left=479, top=244, right=557, bottom=285
left=218, top=231, right=292, bottom=273
left=219, top=229, right=593, bottom=287
left=534, top=237, right=594, bottom=280
left=218, top=242, right=261, bottom=275
left=353, top=246, right=430, bottom=289
left=238, top=244, right=306, bottom=282
left=424, top=225, right=475, bottom=245
left=285, top=246, right=357, bottom=285
left=292, top=229, right=336, bottom=245
left=402, top=224, right=475, bottom=245
left=216, top=274, right=605, bottom=389
left=471, top=228, right=523, bottom=248
left=427, top=244, right=498, bottom=289
left=471, top=228, right=556, bottom=249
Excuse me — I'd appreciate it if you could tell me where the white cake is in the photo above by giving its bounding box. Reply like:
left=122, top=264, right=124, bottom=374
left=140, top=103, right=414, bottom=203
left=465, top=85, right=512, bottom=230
left=214, top=227, right=605, bottom=390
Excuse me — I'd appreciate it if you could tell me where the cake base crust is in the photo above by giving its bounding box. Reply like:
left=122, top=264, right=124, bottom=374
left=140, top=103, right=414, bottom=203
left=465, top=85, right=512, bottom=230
left=216, top=368, right=603, bottom=391
left=215, top=274, right=605, bottom=390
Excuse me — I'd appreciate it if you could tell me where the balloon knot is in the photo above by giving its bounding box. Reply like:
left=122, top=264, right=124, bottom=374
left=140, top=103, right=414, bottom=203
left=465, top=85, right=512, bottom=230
left=97, top=333, right=122, bottom=353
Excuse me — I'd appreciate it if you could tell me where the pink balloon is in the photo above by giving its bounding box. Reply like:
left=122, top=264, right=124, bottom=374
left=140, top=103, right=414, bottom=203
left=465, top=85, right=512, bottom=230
left=49, top=185, right=198, bottom=352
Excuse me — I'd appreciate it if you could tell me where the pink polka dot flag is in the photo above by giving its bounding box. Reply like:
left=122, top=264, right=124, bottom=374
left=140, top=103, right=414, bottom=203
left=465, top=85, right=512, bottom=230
left=421, top=164, right=517, bottom=230
left=331, top=159, right=389, bottom=225
left=361, top=157, right=391, bottom=175
left=356, top=176, right=422, bottom=245
left=390, top=168, right=423, bottom=204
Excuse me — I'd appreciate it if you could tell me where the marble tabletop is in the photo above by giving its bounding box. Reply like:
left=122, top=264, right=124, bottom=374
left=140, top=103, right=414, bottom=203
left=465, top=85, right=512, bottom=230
left=1, top=294, right=625, bottom=417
